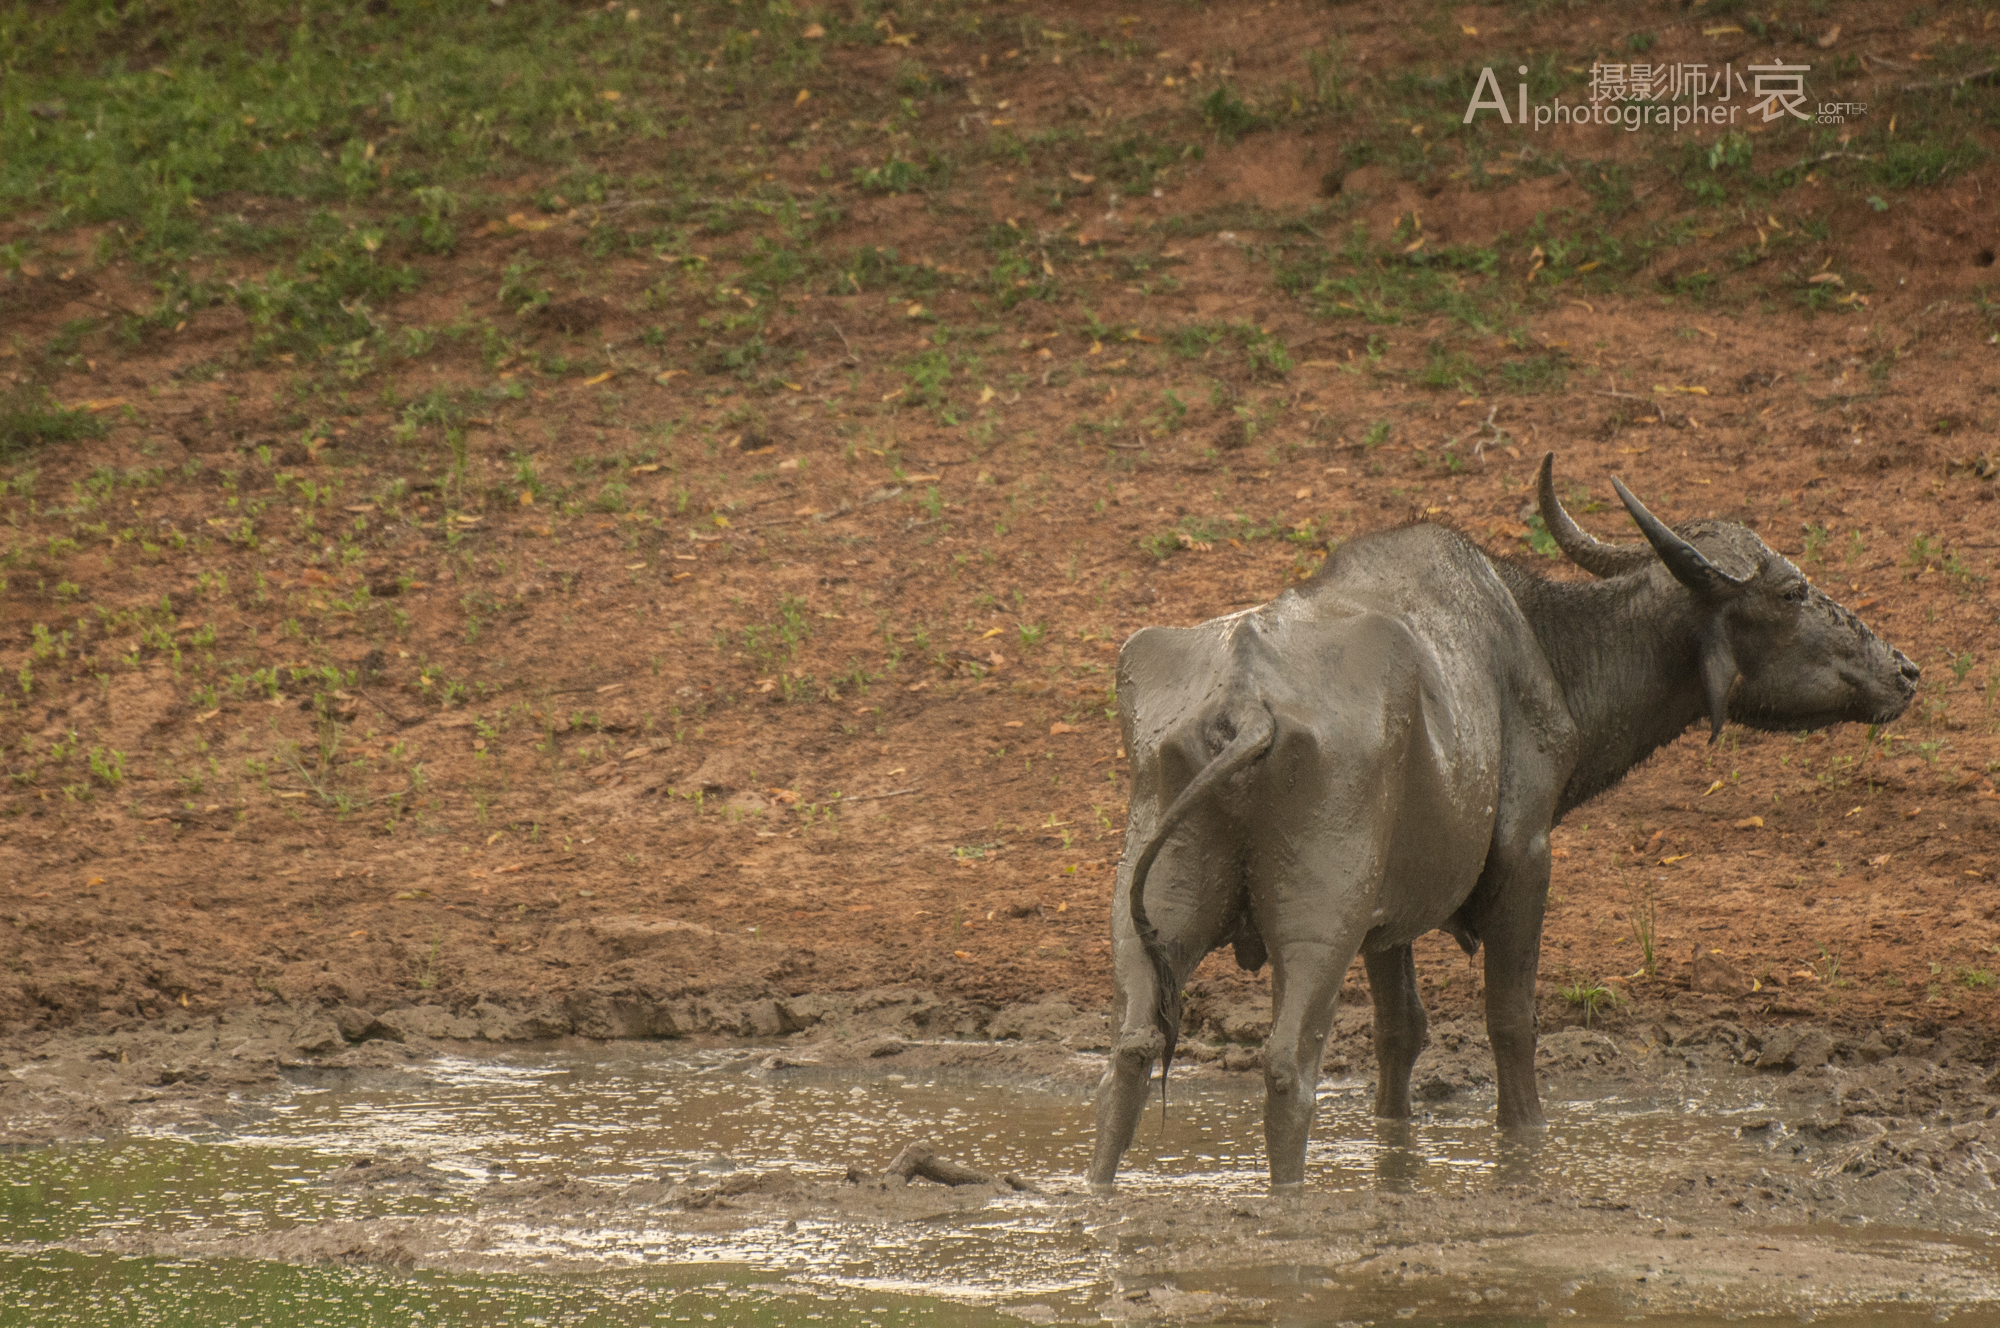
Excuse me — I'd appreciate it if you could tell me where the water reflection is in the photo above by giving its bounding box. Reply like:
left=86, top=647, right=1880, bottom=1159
left=0, top=1046, right=1854, bottom=1324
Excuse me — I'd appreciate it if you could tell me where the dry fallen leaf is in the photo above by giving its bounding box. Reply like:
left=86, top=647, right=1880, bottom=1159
left=1049, top=721, right=1077, bottom=735
left=953, top=950, right=974, bottom=961
left=802, top=22, right=825, bottom=39
left=1868, top=853, right=1892, bottom=867
left=1660, top=853, right=1692, bottom=865
left=1733, top=816, right=1764, bottom=829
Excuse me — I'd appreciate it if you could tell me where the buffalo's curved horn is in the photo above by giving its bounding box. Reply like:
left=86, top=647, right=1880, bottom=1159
left=1535, top=452, right=1654, bottom=577
left=1609, top=475, right=1751, bottom=597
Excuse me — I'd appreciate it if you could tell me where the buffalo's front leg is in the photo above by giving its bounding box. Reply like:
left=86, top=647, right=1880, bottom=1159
left=1474, top=846, right=1551, bottom=1131
left=1262, top=938, right=1357, bottom=1189
left=1364, top=945, right=1427, bottom=1119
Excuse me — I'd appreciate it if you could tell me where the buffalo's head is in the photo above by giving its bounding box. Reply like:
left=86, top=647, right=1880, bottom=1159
left=1537, top=453, right=1918, bottom=740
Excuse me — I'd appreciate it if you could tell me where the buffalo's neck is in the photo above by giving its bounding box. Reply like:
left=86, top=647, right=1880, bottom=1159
left=1503, top=568, right=1709, bottom=817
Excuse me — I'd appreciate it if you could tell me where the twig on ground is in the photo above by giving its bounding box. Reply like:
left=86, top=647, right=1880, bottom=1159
left=1904, top=65, right=2000, bottom=91
left=879, top=1140, right=1040, bottom=1191
left=828, top=787, right=918, bottom=805
left=820, top=319, right=860, bottom=366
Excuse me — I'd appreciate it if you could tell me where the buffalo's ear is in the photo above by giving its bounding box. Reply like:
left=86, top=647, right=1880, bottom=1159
left=1610, top=476, right=1750, bottom=598
left=1699, top=633, right=1737, bottom=743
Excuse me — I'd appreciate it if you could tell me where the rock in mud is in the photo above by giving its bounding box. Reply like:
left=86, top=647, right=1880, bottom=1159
left=329, top=1005, right=378, bottom=1043
left=288, top=1014, right=345, bottom=1055
left=322, top=1154, right=455, bottom=1191
left=1204, top=998, right=1273, bottom=1045
left=1691, top=950, right=1750, bottom=994
left=473, top=997, right=571, bottom=1041
left=563, top=990, right=681, bottom=1040
left=376, top=1005, right=481, bottom=1041
left=988, top=1000, right=1107, bottom=1046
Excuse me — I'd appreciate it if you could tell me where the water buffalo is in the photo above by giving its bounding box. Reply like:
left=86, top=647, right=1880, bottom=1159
left=1090, top=452, right=1917, bottom=1192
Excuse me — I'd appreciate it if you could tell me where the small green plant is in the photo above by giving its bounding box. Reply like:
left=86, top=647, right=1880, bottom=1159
left=1558, top=981, right=1622, bottom=1028
left=416, top=930, right=442, bottom=990
left=1200, top=83, right=1269, bottom=144
left=1, top=384, right=109, bottom=455
left=1521, top=514, right=1559, bottom=558
left=1629, top=883, right=1657, bottom=979
left=87, top=746, right=127, bottom=788
left=1958, top=967, right=1997, bottom=990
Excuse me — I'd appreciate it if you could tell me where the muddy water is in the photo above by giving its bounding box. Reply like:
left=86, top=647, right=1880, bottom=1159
left=2, top=1046, right=1996, bottom=1324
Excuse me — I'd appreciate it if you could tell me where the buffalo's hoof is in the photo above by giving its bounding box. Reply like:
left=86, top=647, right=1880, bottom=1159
left=1268, top=1180, right=1305, bottom=1196
left=1087, top=1180, right=1119, bottom=1197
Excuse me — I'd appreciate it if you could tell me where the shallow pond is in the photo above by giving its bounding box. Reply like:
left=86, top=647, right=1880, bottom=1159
left=2, top=1045, right=1992, bottom=1325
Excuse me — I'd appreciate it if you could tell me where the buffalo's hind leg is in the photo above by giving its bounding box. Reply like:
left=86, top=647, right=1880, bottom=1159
left=1364, top=945, right=1428, bottom=1119
left=1086, top=979, right=1163, bottom=1194
left=1262, top=937, right=1362, bottom=1190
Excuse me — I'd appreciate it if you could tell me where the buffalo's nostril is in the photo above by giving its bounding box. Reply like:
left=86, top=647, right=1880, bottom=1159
left=1899, top=656, right=1922, bottom=682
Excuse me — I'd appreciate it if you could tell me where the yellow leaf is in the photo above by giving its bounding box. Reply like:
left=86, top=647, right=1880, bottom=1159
left=518, top=489, right=535, bottom=506
left=600, top=89, right=622, bottom=101
left=1049, top=721, right=1077, bottom=734
left=713, top=514, right=730, bottom=527
left=630, top=462, right=662, bottom=474
left=582, top=370, right=614, bottom=386
left=953, top=950, right=973, bottom=960
left=906, top=302, right=926, bottom=317
left=1704, top=779, right=1724, bottom=795
left=885, top=32, right=914, bottom=47
left=626, top=562, right=646, bottom=570
left=980, top=627, right=1005, bottom=639
left=1733, top=816, right=1764, bottom=829
left=1461, top=24, right=1477, bottom=35
left=802, top=23, right=825, bottom=39
left=1703, top=24, right=1744, bottom=35
left=795, top=88, right=811, bottom=105
left=977, top=385, right=996, bottom=404
left=1068, top=170, right=1097, bottom=184
left=1660, top=853, right=1692, bottom=865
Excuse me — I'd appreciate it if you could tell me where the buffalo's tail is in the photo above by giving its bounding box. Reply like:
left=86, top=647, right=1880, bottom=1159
left=1128, top=701, right=1276, bottom=1108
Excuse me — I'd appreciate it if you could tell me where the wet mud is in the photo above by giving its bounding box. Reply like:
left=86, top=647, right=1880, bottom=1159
left=7, top=994, right=2000, bottom=1322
